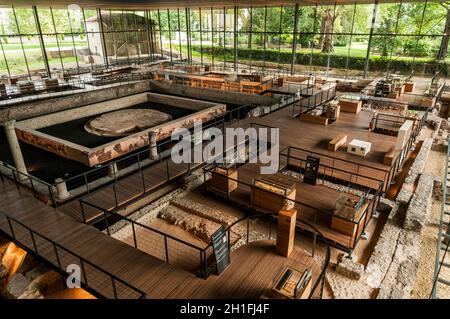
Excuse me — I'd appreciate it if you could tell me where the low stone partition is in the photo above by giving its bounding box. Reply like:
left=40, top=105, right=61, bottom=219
left=376, top=174, right=434, bottom=298
left=159, top=205, right=222, bottom=243
left=170, top=197, right=238, bottom=227
left=403, top=174, right=435, bottom=232
left=397, top=138, right=433, bottom=205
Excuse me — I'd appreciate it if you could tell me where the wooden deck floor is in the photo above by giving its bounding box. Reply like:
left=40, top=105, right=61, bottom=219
left=0, top=178, right=321, bottom=299
left=247, top=106, right=396, bottom=172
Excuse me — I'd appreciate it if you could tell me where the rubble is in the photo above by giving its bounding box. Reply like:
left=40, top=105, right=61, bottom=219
left=159, top=205, right=221, bottom=243
left=27, top=270, right=61, bottom=295
left=335, top=257, right=365, bottom=280
left=171, top=197, right=238, bottom=227
left=377, top=197, right=396, bottom=214
left=431, top=119, right=449, bottom=152
left=17, top=287, right=44, bottom=299
left=397, top=138, right=433, bottom=205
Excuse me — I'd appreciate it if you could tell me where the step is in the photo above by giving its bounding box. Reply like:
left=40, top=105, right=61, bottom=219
left=438, top=277, right=450, bottom=286
left=441, top=262, right=450, bottom=268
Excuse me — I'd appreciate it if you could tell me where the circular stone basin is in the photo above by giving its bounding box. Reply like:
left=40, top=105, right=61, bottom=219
left=85, top=109, right=173, bottom=137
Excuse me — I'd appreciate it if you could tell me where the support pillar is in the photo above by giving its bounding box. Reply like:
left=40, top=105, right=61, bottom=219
left=290, top=4, right=299, bottom=75
left=97, top=8, right=109, bottom=67
left=33, top=6, right=51, bottom=78
left=276, top=208, right=297, bottom=258
left=363, top=1, right=378, bottom=79
left=149, top=132, right=158, bottom=160
left=54, top=178, right=70, bottom=200
left=3, top=120, right=28, bottom=180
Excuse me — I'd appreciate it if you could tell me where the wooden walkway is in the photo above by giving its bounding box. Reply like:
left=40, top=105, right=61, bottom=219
left=0, top=177, right=321, bottom=299
left=246, top=106, right=396, bottom=173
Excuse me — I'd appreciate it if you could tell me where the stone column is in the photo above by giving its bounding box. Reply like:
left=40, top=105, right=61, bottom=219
left=108, top=162, right=118, bottom=178
left=3, top=120, right=28, bottom=180
left=149, top=132, right=158, bottom=160
left=54, top=178, right=70, bottom=200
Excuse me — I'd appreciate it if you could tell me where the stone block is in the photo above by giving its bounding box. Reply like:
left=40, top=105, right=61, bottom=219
left=27, top=270, right=61, bottom=294
left=335, top=257, right=365, bottom=280
left=377, top=197, right=396, bottom=214
left=0, top=263, right=7, bottom=285
left=5, top=273, right=30, bottom=299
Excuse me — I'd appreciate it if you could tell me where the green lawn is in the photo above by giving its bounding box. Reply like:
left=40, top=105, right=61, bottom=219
left=183, top=42, right=439, bottom=64
left=0, top=41, right=87, bottom=51
left=0, top=56, right=78, bottom=75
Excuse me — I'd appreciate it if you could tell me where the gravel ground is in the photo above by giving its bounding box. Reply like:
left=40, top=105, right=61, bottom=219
left=410, top=149, right=448, bottom=298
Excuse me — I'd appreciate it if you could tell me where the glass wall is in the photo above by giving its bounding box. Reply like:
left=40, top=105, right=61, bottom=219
left=0, top=2, right=449, bottom=79
left=0, top=5, right=159, bottom=79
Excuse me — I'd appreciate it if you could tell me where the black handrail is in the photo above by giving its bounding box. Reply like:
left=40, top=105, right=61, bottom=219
left=0, top=208, right=146, bottom=299
left=214, top=212, right=331, bottom=299
left=280, top=149, right=385, bottom=188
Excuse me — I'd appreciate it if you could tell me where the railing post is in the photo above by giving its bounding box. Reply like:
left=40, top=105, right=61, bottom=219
left=166, top=160, right=170, bottom=181
left=30, top=230, right=38, bottom=254
left=80, top=259, right=88, bottom=287
left=199, top=250, right=203, bottom=278
left=53, top=245, right=62, bottom=270
left=29, top=176, right=36, bottom=198
left=205, top=250, right=209, bottom=279
left=312, top=215, right=317, bottom=258
left=80, top=201, right=87, bottom=224
left=49, top=185, right=57, bottom=208
left=164, top=236, right=169, bottom=263
left=320, top=267, right=327, bottom=299
left=7, top=217, right=16, bottom=240
left=269, top=220, right=272, bottom=240
left=246, top=218, right=250, bottom=244
left=84, top=174, right=89, bottom=194
left=131, top=222, right=138, bottom=248
left=137, top=152, right=146, bottom=192
left=111, top=278, right=118, bottom=299
left=11, top=169, right=20, bottom=193
left=103, top=210, right=110, bottom=236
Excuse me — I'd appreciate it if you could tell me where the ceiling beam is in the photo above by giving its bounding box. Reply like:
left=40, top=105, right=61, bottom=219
left=3, top=0, right=427, bottom=10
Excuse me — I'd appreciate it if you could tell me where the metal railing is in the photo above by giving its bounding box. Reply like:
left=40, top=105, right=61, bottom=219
left=0, top=208, right=146, bottom=299
left=372, top=112, right=421, bottom=136
left=385, top=109, right=429, bottom=189
left=279, top=147, right=385, bottom=193
left=431, top=140, right=450, bottom=299
left=280, top=145, right=389, bottom=192
left=292, top=85, right=337, bottom=117
left=78, top=195, right=329, bottom=298
left=51, top=99, right=291, bottom=202
left=79, top=199, right=215, bottom=279
left=204, top=162, right=379, bottom=252
left=0, top=161, right=58, bottom=207
left=202, top=136, right=382, bottom=253
left=0, top=59, right=167, bottom=108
